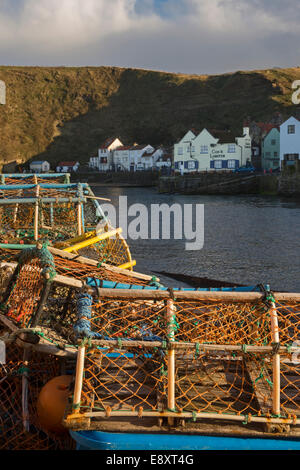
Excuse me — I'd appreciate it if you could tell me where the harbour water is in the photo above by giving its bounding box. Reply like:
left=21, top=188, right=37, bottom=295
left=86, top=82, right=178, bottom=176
left=93, top=186, right=300, bottom=292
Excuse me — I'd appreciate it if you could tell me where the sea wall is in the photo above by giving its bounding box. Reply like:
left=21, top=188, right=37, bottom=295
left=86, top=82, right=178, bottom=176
left=278, top=163, right=300, bottom=196
left=158, top=173, right=262, bottom=195
left=159, top=171, right=300, bottom=197
left=71, top=170, right=158, bottom=186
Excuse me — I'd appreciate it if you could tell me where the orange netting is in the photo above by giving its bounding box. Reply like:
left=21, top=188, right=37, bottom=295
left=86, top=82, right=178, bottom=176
left=81, top=347, right=166, bottom=413
left=0, top=344, right=75, bottom=450
left=5, top=258, right=44, bottom=328
left=2, top=175, right=69, bottom=185
left=70, top=295, right=300, bottom=430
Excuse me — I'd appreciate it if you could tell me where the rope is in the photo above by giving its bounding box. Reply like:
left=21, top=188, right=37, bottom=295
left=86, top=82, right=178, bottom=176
left=17, top=243, right=56, bottom=281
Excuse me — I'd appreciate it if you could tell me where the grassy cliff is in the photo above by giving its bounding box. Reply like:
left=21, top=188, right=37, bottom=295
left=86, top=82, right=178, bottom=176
left=0, top=65, right=299, bottom=168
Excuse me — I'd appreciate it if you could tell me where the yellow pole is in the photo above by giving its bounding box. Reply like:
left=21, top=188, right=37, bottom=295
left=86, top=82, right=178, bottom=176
left=63, top=228, right=122, bottom=253
left=118, top=260, right=137, bottom=270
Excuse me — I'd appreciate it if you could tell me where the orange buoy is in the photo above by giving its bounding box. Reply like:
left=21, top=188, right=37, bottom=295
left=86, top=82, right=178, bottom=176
left=37, top=375, right=73, bottom=435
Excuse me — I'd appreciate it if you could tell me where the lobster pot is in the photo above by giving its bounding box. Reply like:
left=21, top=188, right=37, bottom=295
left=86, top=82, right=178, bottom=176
left=65, top=291, right=300, bottom=435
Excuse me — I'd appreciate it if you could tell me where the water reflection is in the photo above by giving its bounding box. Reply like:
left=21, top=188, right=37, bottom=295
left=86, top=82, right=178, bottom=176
left=93, top=186, right=300, bottom=292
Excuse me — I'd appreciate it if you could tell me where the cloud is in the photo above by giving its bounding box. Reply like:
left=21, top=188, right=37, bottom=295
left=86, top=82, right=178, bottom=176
left=0, top=0, right=299, bottom=73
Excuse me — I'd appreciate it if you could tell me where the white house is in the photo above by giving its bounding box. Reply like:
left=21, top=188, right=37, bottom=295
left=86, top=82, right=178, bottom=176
left=113, top=144, right=157, bottom=171
left=155, top=154, right=172, bottom=169
left=136, top=148, right=164, bottom=171
left=280, top=117, right=300, bottom=166
left=89, top=139, right=165, bottom=172
left=29, top=161, right=50, bottom=173
left=174, top=127, right=251, bottom=173
left=56, top=161, right=79, bottom=173
left=89, top=137, right=123, bottom=171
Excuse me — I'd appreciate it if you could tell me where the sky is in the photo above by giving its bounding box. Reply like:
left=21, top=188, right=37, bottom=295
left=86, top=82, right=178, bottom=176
left=0, top=0, right=300, bottom=74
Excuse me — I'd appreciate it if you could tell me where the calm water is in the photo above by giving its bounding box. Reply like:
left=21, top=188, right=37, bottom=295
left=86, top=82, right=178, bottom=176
left=93, top=186, right=300, bottom=292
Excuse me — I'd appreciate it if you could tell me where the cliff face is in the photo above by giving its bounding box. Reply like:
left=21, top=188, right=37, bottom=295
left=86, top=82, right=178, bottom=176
left=0, top=65, right=299, bottom=167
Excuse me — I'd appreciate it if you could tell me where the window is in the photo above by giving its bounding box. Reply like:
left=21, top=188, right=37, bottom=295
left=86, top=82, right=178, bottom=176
left=288, top=125, right=295, bottom=134
left=191, top=146, right=195, bottom=152
left=200, top=145, right=208, bottom=154
left=266, top=152, right=271, bottom=157
left=228, top=159, right=236, bottom=169
left=285, top=153, right=299, bottom=161
left=178, top=147, right=183, bottom=155
left=274, top=152, right=278, bottom=157
left=271, top=139, right=276, bottom=145
left=214, top=160, right=222, bottom=169
left=188, top=161, right=195, bottom=169
left=228, top=144, right=236, bottom=153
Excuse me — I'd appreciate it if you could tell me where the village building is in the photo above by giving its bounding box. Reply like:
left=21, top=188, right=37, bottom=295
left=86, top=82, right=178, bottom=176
left=56, top=161, right=79, bottom=173
left=113, top=144, right=155, bottom=171
left=261, top=127, right=280, bottom=171
left=280, top=116, right=300, bottom=167
left=135, top=147, right=164, bottom=171
left=155, top=153, right=172, bottom=170
left=89, top=139, right=164, bottom=172
left=174, top=127, right=251, bottom=173
left=89, top=137, right=123, bottom=172
left=29, top=160, right=50, bottom=173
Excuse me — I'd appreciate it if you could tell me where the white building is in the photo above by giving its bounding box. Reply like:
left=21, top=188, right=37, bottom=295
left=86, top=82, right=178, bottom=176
left=113, top=144, right=155, bottom=171
left=136, top=148, right=164, bottom=171
left=29, top=160, right=50, bottom=173
left=280, top=116, right=300, bottom=166
left=89, top=137, right=123, bottom=171
left=155, top=154, right=172, bottom=170
left=174, top=127, right=251, bottom=173
left=89, top=139, right=164, bottom=172
left=56, top=161, right=79, bottom=173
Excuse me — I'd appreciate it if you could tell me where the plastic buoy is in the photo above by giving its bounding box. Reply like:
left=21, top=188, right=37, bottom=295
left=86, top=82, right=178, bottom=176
left=37, top=375, right=73, bottom=434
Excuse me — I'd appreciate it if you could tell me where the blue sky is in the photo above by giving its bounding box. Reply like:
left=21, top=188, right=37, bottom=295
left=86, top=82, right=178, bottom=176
left=0, top=0, right=299, bottom=74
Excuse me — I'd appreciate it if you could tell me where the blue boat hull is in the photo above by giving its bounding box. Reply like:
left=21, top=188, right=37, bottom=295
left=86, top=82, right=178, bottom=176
left=70, top=430, right=300, bottom=451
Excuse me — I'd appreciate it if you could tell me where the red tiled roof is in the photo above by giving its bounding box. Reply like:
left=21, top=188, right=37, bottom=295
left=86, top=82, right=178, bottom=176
left=115, top=144, right=151, bottom=151
left=115, top=146, right=132, bottom=151
left=255, top=123, right=279, bottom=132
left=58, top=161, right=78, bottom=167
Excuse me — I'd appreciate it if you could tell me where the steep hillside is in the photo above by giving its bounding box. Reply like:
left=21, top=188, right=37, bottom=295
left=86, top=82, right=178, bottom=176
left=0, top=65, right=299, bottom=168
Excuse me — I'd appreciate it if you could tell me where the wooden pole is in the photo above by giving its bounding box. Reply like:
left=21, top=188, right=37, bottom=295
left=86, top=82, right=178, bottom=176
left=0, top=196, right=86, bottom=205
left=73, top=345, right=85, bottom=413
left=167, top=299, right=176, bottom=426
left=79, top=410, right=300, bottom=426
left=85, top=195, right=111, bottom=202
left=77, top=202, right=82, bottom=236
left=22, top=349, right=30, bottom=432
left=48, top=246, right=155, bottom=282
left=34, top=184, right=40, bottom=241
left=270, top=299, right=281, bottom=416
